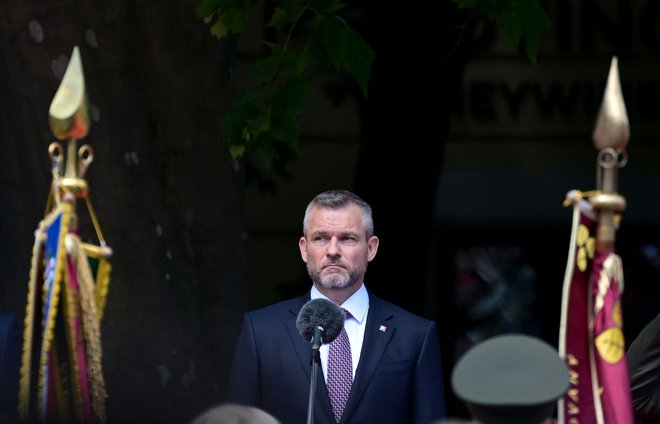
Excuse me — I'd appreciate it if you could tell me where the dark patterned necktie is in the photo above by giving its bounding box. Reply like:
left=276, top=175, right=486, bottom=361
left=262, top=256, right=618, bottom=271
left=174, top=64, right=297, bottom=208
left=328, top=309, right=352, bottom=423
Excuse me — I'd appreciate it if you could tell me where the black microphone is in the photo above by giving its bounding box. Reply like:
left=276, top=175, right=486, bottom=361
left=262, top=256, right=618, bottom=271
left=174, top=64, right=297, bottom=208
left=297, top=298, right=344, bottom=424
left=296, top=298, right=344, bottom=363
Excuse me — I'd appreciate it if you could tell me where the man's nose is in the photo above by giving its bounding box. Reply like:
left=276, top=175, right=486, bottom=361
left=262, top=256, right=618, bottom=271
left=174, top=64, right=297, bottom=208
left=326, top=237, right=340, bottom=256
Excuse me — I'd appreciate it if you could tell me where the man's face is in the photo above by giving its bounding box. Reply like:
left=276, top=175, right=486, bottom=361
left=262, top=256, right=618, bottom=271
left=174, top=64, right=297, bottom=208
left=299, top=204, right=378, bottom=294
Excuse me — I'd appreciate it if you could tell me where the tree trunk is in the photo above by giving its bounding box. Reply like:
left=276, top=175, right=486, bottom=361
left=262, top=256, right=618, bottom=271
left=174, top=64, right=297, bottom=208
left=352, top=2, right=467, bottom=415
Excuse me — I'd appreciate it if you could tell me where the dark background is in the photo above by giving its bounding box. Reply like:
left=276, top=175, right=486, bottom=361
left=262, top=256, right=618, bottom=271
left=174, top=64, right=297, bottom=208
left=1, top=1, right=659, bottom=422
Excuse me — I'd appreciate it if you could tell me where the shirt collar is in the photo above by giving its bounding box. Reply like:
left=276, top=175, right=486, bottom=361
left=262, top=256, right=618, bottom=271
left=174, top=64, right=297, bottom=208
left=310, top=283, right=369, bottom=325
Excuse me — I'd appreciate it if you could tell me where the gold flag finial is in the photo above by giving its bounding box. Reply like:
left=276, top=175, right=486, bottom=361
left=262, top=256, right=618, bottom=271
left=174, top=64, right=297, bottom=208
left=49, top=46, right=90, bottom=140
left=48, top=46, right=93, bottom=199
left=592, top=56, right=630, bottom=152
left=589, top=56, right=629, bottom=251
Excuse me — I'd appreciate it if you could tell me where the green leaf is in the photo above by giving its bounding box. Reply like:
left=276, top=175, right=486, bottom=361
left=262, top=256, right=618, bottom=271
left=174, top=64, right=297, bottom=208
left=496, top=0, right=549, bottom=63
left=199, top=0, right=375, bottom=174
left=197, top=0, right=252, bottom=36
left=296, top=45, right=318, bottom=75
left=246, top=107, right=272, bottom=140
left=251, top=54, right=284, bottom=84
left=233, top=89, right=259, bottom=111
left=454, top=0, right=476, bottom=8
left=270, top=115, right=299, bottom=149
left=210, top=18, right=228, bottom=39
left=222, top=5, right=251, bottom=35
left=272, top=78, right=311, bottom=113
left=496, top=6, right=522, bottom=51
left=457, top=0, right=549, bottom=63
left=267, top=0, right=304, bottom=30
left=220, top=110, right=247, bottom=145
left=228, top=144, right=246, bottom=158
left=518, top=1, right=549, bottom=63
left=343, top=27, right=374, bottom=97
left=318, top=18, right=347, bottom=71
left=267, top=7, right=292, bottom=30
left=196, top=0, right=224, bottom=18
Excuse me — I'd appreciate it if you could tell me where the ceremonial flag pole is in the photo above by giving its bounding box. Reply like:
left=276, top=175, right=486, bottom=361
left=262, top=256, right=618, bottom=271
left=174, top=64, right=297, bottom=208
left=557, top=56, right=634, bottom=424
left=18, top=46, right=112, bottom=424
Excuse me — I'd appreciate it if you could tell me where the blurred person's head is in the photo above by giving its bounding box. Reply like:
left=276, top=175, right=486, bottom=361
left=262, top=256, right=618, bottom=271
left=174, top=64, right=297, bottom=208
left=190, top=403, right=280, bottom=424
left=451, top=334, right=569, bottom=424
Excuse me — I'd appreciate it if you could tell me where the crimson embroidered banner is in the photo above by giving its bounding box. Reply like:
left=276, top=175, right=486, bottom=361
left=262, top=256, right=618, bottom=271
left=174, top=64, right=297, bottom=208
left=558, top=200, right=633, bottom=424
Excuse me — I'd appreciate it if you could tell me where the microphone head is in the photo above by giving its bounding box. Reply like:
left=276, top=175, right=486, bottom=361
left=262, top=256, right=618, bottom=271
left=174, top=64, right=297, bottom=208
left=296, top=298, right=344, bottom=344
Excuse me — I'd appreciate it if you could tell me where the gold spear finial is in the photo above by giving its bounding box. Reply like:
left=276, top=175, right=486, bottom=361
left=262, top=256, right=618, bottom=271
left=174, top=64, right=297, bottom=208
left=592, top=56, right=630, bottom=152
left=48, top=46, right=93, bottom=199
left=49, top=46, right=90, bottom=140
left=589, top=56, right=629, bottom=252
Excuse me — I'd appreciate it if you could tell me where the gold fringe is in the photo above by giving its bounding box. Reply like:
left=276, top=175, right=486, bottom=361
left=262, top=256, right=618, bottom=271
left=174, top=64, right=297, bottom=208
left=18, top=221, right=47, bottom=419
left=94, top=259, right=111, bottom=322
left=73, top=234, right=107, bottom=423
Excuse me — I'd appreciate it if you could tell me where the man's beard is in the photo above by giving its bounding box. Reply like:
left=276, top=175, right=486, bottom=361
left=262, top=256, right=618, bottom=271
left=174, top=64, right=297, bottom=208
left=307, top=260, right=366, bottom=290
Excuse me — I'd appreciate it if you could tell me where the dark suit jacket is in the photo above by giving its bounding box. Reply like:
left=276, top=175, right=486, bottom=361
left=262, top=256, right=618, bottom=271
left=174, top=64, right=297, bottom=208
left=0, top=311, right=20, bottom=420
left=225, top=290, right=446, bottom=424
left=627, top=311, right=660, bottom=421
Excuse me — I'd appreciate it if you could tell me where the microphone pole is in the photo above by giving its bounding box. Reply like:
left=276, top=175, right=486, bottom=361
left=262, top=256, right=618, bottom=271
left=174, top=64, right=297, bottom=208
left=306, top=325, right=323, bottom=424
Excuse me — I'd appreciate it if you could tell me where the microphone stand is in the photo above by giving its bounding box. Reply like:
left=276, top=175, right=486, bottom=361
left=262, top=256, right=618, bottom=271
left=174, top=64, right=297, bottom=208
left=306, top=326, right=323, bottom=424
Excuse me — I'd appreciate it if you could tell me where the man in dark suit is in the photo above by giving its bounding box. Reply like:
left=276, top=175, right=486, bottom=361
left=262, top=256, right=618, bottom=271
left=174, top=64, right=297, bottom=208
left=0, top=310, right=21, bottom=423
left=627, top=311, right=660, bottom=422
left=225, top=189, right=446, bottom=424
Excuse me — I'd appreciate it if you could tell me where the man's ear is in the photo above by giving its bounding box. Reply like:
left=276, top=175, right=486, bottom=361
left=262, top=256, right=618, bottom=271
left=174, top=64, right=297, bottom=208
left=299, top=236, right=308, bottom=262
left=367, top=236, right=379, bottom=262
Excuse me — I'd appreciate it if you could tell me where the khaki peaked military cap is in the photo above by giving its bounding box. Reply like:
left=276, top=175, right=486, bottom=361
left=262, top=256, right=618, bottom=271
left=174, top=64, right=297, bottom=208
left=451, top=334, right=569, bottom=424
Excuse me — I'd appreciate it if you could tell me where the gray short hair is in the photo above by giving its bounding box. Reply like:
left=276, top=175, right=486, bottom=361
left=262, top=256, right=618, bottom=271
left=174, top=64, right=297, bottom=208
left=302, top=190, right=374, bottom=238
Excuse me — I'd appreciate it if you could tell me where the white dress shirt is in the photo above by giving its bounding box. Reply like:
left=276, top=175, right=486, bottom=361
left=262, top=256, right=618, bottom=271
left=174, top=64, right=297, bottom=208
left=310, top=283, right=369, bottom=382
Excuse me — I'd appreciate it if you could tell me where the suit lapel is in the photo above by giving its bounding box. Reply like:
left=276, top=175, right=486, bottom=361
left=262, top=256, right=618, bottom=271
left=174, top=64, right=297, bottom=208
left=288, top=295, right=313, bottom=379
left=341, top=294, right=394, bottom=423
